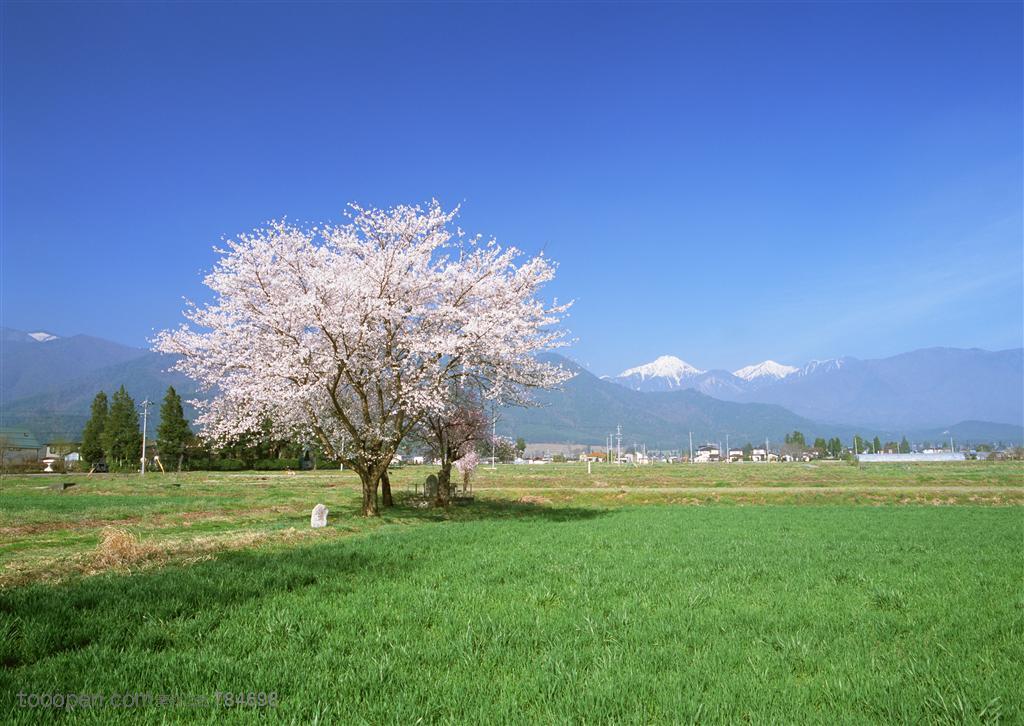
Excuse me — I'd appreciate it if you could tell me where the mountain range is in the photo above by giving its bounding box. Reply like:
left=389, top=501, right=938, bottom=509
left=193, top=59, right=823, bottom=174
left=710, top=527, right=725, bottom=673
left=1, top=327, right=1021, bottom=447
left=499, top=356, right=855, bottom=447
left=1, top=329, right=195, bottom=441
left=609, top=349, right=1023, bottom=430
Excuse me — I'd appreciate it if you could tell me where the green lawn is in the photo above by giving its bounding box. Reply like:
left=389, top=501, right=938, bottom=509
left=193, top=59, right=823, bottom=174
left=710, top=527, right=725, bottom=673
left=2, top=462, right=1021, bottom=587
left=1, top=464, right=1022, bottom=722
left=1, top=504, right=1022, bottom=723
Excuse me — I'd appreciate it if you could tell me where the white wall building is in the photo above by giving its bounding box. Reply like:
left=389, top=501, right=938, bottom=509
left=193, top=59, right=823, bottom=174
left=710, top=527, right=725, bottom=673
left=694, top=445, right=720, bottom=463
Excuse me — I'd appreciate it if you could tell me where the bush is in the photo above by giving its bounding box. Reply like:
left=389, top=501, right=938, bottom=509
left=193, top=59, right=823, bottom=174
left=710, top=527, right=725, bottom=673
left=210, top=458, right=247, bottom=471
left=1, top=461, right=46, bottom=474
left=252, top=458, right=301, bottom=471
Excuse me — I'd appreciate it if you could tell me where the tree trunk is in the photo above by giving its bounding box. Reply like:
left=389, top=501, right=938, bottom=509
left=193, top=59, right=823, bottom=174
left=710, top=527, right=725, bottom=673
left=381, top=471, right=394, bottom=507
left=177, top=452, right=184, bottom=472
left=359, top=469, right=380, bottom=516
left=435, top=460, right=452, bottom=507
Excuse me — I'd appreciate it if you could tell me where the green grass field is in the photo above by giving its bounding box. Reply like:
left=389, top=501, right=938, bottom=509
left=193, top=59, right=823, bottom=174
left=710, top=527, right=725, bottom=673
left=1, top=462, right=1022, bottom=722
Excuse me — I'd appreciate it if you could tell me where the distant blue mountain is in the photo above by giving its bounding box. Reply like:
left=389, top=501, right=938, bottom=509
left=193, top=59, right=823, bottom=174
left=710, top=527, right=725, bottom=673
left=500, top=355, right=854, bottom=448
left=1, top=328, right=193, bottom=440
left=1, top=328, right=150, bottom=403
left=611, top=347, right=1024, bottom=430
left=1, top=329, right=1020, bottom=446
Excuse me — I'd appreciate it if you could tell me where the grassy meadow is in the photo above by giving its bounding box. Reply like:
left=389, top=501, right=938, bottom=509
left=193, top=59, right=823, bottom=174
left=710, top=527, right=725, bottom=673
left=1, top=461, right=1022, bottom=722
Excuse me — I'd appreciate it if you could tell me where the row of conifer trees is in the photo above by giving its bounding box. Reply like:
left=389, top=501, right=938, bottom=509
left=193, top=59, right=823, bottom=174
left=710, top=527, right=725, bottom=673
left=80, top=386, right=190, bottom=470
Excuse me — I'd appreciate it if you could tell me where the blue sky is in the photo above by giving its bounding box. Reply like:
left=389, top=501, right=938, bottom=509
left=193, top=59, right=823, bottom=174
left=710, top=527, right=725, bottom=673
left=2, top=2, right=1021, bottom=376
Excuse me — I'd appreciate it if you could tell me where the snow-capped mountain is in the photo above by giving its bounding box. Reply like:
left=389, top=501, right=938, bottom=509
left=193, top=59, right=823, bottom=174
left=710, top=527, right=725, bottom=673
left=799, top=358, right=846, bottom=376
left=733, top=360, right=799, bottom=382
left=613, top=355, right=752, bottom=396
left=615, top=355, right=704, bottom=391
left=2, top=327, right=60, bottom=343
left=607, top=348, right=1023, bottom=429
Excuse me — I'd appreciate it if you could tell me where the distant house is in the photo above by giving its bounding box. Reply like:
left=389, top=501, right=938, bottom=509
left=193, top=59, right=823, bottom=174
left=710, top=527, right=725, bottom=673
left=750, top=448, right=779, bottom=462
left=622, top=451, right=651, bottom=465
left=694, top=445, right=720, bottom=463
left=0, top=428, right=45, bottom=464
left=727, top=448, right=744, bottom=463
left=579, top=451, right=607, bottom=463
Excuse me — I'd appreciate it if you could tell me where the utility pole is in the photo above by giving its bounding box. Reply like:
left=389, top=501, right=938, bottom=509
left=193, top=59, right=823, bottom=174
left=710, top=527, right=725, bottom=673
left=491, top=405, right=497, bottom=469
left=139, top=399, right=151, bottom=476
left=765, top=436, right=769, bottom=463
left=726, top=433, right=730, bottom=462
left=616, top=424, right=622, bottom=465
left=688, top=431, right=693, bottom=463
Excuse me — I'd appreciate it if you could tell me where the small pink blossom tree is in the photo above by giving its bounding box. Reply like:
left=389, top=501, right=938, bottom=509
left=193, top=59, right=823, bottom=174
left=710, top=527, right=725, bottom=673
left=454, top=449, right=479, bottom=493
left=155, top=201, right=570, bottom=515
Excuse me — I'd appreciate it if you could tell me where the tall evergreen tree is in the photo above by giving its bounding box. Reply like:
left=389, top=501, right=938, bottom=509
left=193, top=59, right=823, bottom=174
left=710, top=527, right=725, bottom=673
left=80, top=391, right=109, bottom=464
left=104, top=386, right=142, bottom=468
left=872, top=436, right=882, bottom=453
left=899, top=436, right=911, bottom=453
left=157, top=386, right=190, bottom=471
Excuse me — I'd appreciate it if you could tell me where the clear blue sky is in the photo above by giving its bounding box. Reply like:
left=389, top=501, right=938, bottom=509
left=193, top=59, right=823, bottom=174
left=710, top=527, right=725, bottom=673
left=2, top=2, right=1021, bottom=376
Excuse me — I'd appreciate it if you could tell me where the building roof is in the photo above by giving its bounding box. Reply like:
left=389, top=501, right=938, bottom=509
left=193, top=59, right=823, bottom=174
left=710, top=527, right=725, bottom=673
left=0, top=428, right=43, bottom=450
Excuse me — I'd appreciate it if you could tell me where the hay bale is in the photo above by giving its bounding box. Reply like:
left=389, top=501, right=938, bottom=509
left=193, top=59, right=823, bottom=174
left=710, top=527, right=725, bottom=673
left=95, top=527, right=143, bottom=568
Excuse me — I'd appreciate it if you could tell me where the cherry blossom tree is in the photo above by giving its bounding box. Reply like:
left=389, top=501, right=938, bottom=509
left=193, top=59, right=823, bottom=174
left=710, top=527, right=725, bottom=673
left=155, top=201, right=570, bottom=515
left=416, top=393, right=490, bottom=506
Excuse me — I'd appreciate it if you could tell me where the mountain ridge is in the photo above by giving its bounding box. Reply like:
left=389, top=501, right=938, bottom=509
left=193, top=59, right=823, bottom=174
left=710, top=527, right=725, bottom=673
left=609, top=347, right=1023, bottom=429
left=1, top=329, right=1020, bottom=445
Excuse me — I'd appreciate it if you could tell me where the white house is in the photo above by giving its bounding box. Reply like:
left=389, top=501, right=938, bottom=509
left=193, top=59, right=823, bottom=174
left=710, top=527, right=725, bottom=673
left=694, top=445, right=720, bottom=463
left=751, top=448, right=778, bottom=462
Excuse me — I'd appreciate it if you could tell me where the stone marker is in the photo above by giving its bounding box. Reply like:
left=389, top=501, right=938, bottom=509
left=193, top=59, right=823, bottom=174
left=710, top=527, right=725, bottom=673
left=424, top=474, right=438, bottom=498
left=310, top=503, right=329, bottom=528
